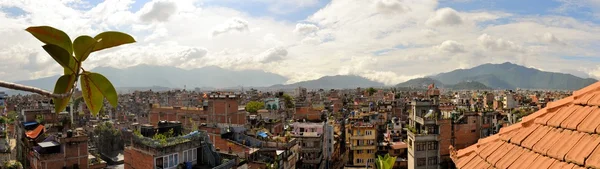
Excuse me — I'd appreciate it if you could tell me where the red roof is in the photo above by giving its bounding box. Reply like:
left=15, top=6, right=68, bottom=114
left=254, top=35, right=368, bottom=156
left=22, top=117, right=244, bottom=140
left=25, top=124, right=44, bottom=139
left=450, top=82, right=600, bottom=169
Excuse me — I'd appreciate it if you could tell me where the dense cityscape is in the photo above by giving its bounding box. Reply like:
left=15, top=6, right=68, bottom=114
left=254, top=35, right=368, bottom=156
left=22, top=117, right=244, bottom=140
left=0, top=84, right=575, bottom=169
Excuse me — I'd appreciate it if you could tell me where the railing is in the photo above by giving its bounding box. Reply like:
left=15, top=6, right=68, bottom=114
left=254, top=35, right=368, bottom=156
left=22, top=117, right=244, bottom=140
left=349, top=135, right=375, bottom=140
left=349, top=145, right=377, bottom=150
left=413, top=116, right=436, bottom=125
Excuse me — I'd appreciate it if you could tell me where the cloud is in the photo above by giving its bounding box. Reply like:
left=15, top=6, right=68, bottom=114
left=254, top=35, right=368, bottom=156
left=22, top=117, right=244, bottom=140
left=256, top=47, right=288, bottom=63
left=294, top=23, right=319, bottom=34
left=301, top=37, right=321, bottom=45
left=477, top=34, right=524, bottom=52
left=140, top=1, right=177, bottom=22
left=212, top=18, right=250, bottom=36
left=375, top=0, right=410, bottom=14
left=435, top=40, right=466, bottom=53
left=538, top=32, right=566, bottom=45
left=426, top=8, right=463, bottom=26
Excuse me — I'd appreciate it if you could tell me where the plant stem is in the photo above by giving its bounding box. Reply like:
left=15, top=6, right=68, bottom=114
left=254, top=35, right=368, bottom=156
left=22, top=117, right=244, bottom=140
left=0, top=80, right=70, bottom=98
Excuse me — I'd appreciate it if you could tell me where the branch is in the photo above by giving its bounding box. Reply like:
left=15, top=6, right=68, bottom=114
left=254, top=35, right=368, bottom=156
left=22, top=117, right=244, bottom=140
left=0, top=80, right=70, bottom=98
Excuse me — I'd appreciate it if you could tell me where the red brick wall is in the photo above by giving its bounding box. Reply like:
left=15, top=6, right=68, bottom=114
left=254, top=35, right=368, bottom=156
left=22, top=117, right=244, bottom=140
left=212, top=134, right=250, bottom=158
left=124, top=147, right=154, bottom=169
left=438, top=119, right=452, bottom=156
left=453, top=116, right=480, bottom=150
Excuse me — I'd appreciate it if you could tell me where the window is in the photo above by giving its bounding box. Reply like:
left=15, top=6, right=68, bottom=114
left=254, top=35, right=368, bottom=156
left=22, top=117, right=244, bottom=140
left=367, top=150, right=374, bottom=154
left=356, top=150, right=363, bottom=154
left=428, top=142, right=438, bottom=150
left=156, top=153, right=179, bottom=169
left=366, top=130, right=373, bottom=135
left=417, top=158, right=426, bottom=166
left=416, top=142, right=425, bottom=151
left=427, top=126, right=437, bottom=134
left=428, top=156, right=438, bottom=165
left=183, top=148, right=198, bottom=162
left=356, top=158, right=364, bottom=164
left=367, top=159, right=375, bottom=164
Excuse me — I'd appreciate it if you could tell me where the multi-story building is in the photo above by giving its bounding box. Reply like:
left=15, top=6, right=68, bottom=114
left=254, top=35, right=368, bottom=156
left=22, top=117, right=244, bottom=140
left=291, top=122, right=326, bottom=169
left=347, top=121, right=377, bottom=168
left=406, top=87, right=441, bottom=169
left=124, top=122, right=237, bottom=169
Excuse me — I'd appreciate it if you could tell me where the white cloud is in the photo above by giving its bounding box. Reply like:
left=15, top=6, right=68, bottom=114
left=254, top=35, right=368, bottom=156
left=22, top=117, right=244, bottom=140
left=212, top=18, right=250, bottom=37
left=426, top=7, right=463, bottom=26
left=294, top=23, right=319, bottom=34
left=537, top=32, right=566, bottom=45
left=477, top=34, right=524, bottom=52
left=139, top=0, right=177, bottom=22
left=435, top=40, right=466, bottom=53
left=256, top=47, right=288, bottom=63
left=375, top=0, right=410, bottom=14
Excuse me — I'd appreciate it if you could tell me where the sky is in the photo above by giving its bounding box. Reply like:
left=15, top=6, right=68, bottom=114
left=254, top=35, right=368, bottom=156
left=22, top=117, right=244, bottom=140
left=1, top=0, right=600, bottom=85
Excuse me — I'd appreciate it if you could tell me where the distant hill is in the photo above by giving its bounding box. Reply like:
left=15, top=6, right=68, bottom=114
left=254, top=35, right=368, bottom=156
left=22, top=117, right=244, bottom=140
left=446, top=81, right=491, bottom=90
left=269, top=75, right=384, bottom=89
left=396, top=77, right=444, bottom=89
left=1, top=64, right=288, bottom=95
left=430, top=62, right=597, bottom=90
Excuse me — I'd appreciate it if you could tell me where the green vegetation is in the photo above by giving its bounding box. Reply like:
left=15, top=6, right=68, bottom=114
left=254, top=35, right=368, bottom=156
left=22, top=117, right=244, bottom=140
left=23, top=26, right=135, bottom=115
left=3, top=161, right=23, bottom=169
left=282, top=93, right=294, bottom=108
left=446, top=81, right=491, bottom=90
left=375, top=154, right=397, bottom=169
left=245, top=101, right=265, bottom=114
left=367, top=87, right=377, bottom=96
left=93, top=122, right=124, bottom=154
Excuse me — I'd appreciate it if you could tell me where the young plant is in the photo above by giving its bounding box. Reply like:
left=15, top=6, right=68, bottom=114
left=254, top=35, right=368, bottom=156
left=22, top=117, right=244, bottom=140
left=25, top=26, right=135, bottom=115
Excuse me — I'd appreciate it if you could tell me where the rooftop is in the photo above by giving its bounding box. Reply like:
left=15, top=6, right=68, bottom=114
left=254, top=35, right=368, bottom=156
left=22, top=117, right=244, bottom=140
left=450, top=81, right=600, bottom=169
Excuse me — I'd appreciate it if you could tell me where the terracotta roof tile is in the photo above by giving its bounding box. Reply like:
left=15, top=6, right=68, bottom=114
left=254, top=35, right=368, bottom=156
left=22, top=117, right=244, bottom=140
left=573, top=82, right=600, bottom=97
left=547, top=130, right=585, bottom=161
left=576, top=108, right=600, bottom=133
left=571, top=165, right=586, bottom=169
left=548, top=161, right=576, bottom=169
left=547, top=105, right=580, bottom=127
left=463, top=155, right=485, bottom=169
left=529, top=156, right=557, bottom=169
left=508, top=151, right=539, bottom=169
left=456, top=152, right=478, bottom=168
left=521, top=125, right=552, bottom=149
left=562, top=106, right=594, bottom=130
left=587, top=91, right=600, bottom=106
left=480, top=141, right=505, bottom=160
left=500, top=129, right=519, bottom=142
left=509, top=124, right=540, bottom=145
left=495, top=146, right=526, bottom=169
left=532, top=128, right=563, bottom=156
left=535, top=108, right=559, bottom=125
left=565, top=133, right=600, bottom=165
left=487, top=143, right=516, bottom=166
left=583, top=139, right=600, bottom=168
left=574, top=92, right=596, bottom=105
left=474, top=159, right=492, bottom=169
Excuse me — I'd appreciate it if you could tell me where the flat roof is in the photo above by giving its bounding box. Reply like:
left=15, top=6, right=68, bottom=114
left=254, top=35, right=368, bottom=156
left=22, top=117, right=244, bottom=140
left=38, top=141, right=60, bottom=148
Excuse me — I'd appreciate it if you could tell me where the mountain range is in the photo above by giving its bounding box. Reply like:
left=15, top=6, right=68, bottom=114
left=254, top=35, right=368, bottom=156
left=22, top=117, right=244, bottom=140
left=2, top=62, right=597, bottom=95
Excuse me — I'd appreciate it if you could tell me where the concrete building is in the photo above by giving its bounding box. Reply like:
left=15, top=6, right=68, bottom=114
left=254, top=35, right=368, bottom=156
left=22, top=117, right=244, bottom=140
left=503, top=93, right=517, bottom=109
left=406, top=87, right=441, bottom=169
left=291, top=122, right=326, bottom=169
left=347, top=121, right=377, bottom=168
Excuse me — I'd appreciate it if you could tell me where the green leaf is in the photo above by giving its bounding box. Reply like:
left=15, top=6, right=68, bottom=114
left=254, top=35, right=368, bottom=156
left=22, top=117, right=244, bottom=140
left=64, top=60, right=77, bottom=75
left=43, top=44, right=76, bottom=73
left=73, top=35, right=96, bottom=62
left=87, top=72, right=118, bottom=107
left=26, top=26, right=73, bottom=55
left=92, top=31, right=135, bottom=52
left=81, top=73, right=104, bottom=116
left=53, top=74, right=75, bottom=113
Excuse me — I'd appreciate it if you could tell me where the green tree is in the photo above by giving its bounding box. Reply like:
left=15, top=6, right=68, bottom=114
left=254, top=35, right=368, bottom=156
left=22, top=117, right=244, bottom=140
left=93, top=122, right=124, bottom=154
left=367, top=87, right=377, bottom=96
left=245, top=101, right=265, bottom=114
left=282, top=94, right=294, bottom=108
left=0, top=26, right=135, bottom=116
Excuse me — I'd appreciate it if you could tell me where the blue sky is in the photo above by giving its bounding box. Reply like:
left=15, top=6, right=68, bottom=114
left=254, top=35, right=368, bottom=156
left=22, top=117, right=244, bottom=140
left=1, top=0, right=600, bottom=84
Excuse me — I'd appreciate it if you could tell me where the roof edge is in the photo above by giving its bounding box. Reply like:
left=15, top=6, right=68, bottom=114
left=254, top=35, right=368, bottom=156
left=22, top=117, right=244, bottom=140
left=574, top=81, right=600, bottom=98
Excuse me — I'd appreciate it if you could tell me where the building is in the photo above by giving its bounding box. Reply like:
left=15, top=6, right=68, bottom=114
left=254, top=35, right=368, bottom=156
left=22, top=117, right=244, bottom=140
left=291, top=122, right=326, bottom=169
left=503, top=93, right=517, bottom=109
left=124, top=122, right=237, bottom=169
left=406, top=86, right=441, bottom=169
left=346, top=120, right=377, bottom=168
left=450, top=82, right=600, bottom=169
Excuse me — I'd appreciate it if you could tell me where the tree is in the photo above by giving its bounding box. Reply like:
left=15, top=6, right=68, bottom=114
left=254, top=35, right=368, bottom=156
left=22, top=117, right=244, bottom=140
left=245, top=101, right=265, bottom=114
left=0, top=26, right=135, bottom=116
left=367, top=87, right=377, bottom=96
left=282, top=93, right=294, bottom=109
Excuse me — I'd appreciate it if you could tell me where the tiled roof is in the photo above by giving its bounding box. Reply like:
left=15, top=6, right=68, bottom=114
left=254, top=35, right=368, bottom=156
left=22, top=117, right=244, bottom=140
left=450, top=82, right=600, bottom=169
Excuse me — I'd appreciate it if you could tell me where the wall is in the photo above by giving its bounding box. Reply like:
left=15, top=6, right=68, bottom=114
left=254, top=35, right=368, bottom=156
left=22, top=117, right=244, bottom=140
left=124, top=147, right=154, bottom=169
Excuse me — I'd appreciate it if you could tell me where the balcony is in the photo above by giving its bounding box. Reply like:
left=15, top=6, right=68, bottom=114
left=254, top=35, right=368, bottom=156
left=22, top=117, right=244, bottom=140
left=406, top=130, right=437, bottom=142
left=350, top=144, right=377, bottom=150
left=302, top=154, right=323, bottom=164
left=413, top=116, right=436, bottom=125
left=350, top=135, right=375, bottom=140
